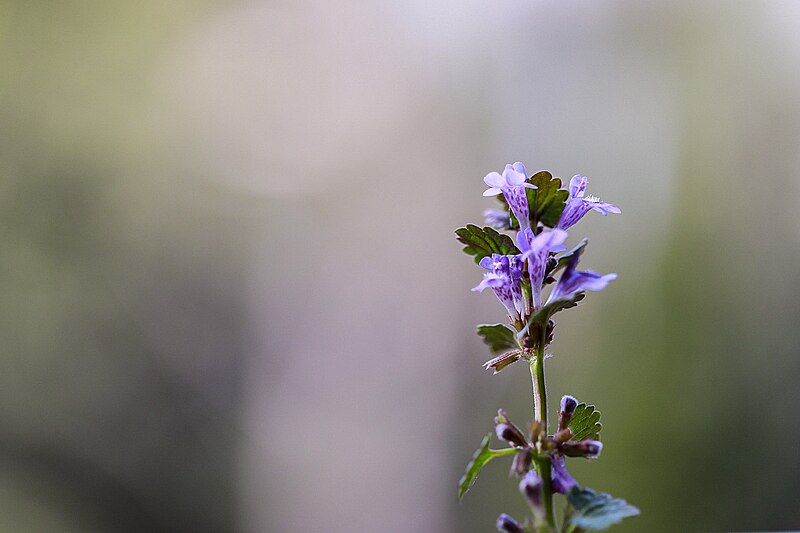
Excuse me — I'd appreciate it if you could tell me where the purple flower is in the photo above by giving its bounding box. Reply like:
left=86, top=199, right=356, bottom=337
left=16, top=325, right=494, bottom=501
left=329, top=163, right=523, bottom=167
left=496, top=514, right=525, bottom=533
left=550, top=454, right=578, bottom=494
left=557, top=175, right=621, bottom=230
left=548, top=252, right=616, bottom=304
left=473, top=254, right=525, bottom=317
left=558, top=394, right=579, bottom=430
left=483, top=162, right=537, bottom=230
left=519, top=469, right=543, bottom=509
left=482, top=208, right=511, bottom=230
left=516, top=228, right=568, bottom=310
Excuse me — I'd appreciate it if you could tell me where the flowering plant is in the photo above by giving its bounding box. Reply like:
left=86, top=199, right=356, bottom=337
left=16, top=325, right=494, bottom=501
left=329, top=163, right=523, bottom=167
left=456, top=163, right=637, bottom=532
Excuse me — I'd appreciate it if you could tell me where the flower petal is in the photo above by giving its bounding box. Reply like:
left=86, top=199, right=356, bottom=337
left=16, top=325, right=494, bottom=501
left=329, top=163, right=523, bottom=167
left=511, top=161, right=528, bottom=177
left=484, top=171, right=505, bottom=188
left=532, top=228, right=568, bottom=253
left=569, top=175, right=588, bottom=198
left=590, top=201, right=622, bottom=215
left=504, top=164, right=527, bottom=186
left=515, top=227, right=534, bottom=255
left=478, top=256, right=494, bottom=270
left=551, top=455, right=577, bottom=494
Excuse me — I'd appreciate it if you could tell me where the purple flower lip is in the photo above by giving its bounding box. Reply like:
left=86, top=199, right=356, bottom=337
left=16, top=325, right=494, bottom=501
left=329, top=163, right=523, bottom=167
left=483, top=162, right=537, bottom=230
left=548, top=251, right=616, bottom=305
left=516, top=228, right=568, bottom=310
left=557, top=175, right=621, bottom=230
left=483, top=208, right=511, bottom=230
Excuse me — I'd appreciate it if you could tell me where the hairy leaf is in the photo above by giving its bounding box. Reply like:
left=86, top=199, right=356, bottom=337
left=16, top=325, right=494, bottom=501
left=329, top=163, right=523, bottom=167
left=457, top=433, right=516, bottom=501
left=477, top=323, right=519, bottom=354
left=567, top=487, right=640, bottom=530
left=526, top=171, right=569, bottom=228
left=523, top=292, right=585, bottom=337
left=568, top=403, right=602, bottom=441
left=455, top=225, right=519, bottom=264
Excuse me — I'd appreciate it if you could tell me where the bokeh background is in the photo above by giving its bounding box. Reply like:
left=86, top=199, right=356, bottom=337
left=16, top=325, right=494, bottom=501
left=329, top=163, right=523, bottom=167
left=2, top=1, right=800, bottom=532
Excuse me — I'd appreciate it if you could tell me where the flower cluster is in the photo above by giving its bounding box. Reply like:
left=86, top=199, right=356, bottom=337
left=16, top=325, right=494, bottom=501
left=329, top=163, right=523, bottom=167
left=473, top=163, right=618, bottom=327
left=455, top=162, right=638, bottom=532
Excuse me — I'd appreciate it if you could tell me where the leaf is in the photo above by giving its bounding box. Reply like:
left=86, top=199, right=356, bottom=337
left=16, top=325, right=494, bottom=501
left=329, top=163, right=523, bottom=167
left=526, top=171, right=569, bottom=228
left=477, top=323, right=519, bottom=354
left=567, top=487, right=640, bottom=530
left=548, top=239, right=588, bottom=278
left=455, top=225, right=519, bottom=264
left=568, top=403, right=602, bottom=441
left=457, top=433, right=516, bottom=501
left=522, top=292, right=586, bottom=338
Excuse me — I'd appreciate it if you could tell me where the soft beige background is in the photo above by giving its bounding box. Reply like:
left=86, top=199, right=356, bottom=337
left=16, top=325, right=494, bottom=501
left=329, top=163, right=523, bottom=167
left=2, top=1, right=800, bottom=532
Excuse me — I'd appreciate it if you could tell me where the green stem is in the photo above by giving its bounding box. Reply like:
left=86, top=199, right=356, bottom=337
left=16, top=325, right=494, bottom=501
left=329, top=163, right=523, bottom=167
left=530, top=342, right=557, bottom=530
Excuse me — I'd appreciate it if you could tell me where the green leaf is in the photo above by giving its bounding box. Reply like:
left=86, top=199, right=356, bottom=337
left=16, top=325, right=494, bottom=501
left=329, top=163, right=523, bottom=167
left=522, top=292, right=586, bottom=338
left=455, top=225, right=519, bottom=264
left=477, top=323, right=519, bottom=354
left=568, top=403, right=602, bottom=441
left=567, top=487, right=640, bottom=530
left=526, top=171, right=569, bottom=228
left=457, top=433, right=516, bottom=501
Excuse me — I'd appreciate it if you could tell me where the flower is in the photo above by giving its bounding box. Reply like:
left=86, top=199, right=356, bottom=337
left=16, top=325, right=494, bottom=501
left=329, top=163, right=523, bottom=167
left=562, top=439, right=603, bottom=459
left=547, top=252, right=616, bottom=304
left=516, top=228, right=568, bottom=310
left=483, top=162, right=537, bottom=230
left=557, top=175, right=621, bottom=230
left=519, top=469, right=543, bottom=509
left=483, top=208, right=512, bottom=230
left=496, top=514, right=525, bottom=533
left=473, top=254, right=525, bottom=318
left=550, top=454, right=578, bottom=494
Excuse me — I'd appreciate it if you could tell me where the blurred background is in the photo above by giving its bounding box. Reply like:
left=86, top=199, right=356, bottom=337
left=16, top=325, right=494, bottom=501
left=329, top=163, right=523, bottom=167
left=2, top=1, right=800, bottom=532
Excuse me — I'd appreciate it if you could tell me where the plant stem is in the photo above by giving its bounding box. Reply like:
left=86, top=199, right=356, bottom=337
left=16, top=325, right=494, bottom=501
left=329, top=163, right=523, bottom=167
left=530, top=341, right=557, bottom=530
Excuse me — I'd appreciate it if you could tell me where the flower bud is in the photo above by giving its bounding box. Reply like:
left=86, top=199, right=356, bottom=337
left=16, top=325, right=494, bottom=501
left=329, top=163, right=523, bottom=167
left=496, top=513, right=524, bottom=533
left=560, top=395, right=578, bottom=414
left=558, top=395, right=578, bottom=430
left=510, top=448, right=533, bottom=477
left=496, top=423, right=528, bottom=449
left=562, top=439, right=603, bottom=459
left=518, top=470, right=543, bottom=510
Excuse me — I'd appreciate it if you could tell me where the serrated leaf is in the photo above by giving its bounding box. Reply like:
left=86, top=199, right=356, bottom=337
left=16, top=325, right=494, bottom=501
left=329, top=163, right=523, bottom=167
left=455, top=225, right=519, bottom=264
left=568, top=403, right=602, bottom=441
left=526, top=171, right=569, bottom=228
left=457, top=433, right=516, bottom=501
left=477, top=323, right=519, bottom=354
left=548, top=239, right=588, bottom=278
left=521, top=292, right=586, bottom=338
left=567, top=487, right=640, bottom=530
